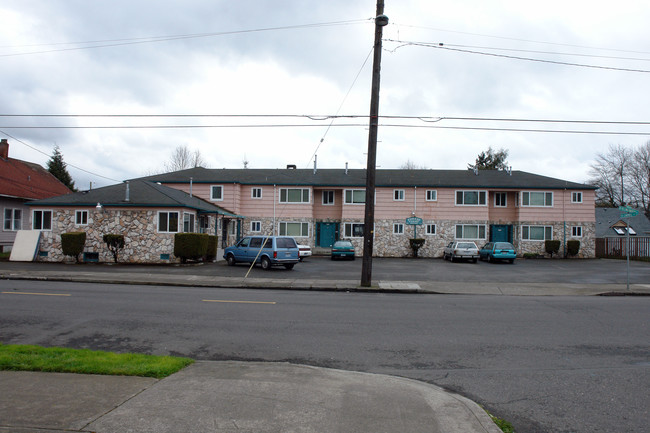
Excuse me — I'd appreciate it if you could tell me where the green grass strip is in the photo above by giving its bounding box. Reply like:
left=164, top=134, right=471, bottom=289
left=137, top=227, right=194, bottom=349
left=0, top=343, right=193, bottom=379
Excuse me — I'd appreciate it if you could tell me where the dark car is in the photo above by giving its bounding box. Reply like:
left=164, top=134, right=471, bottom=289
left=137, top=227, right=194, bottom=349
left=331, top=240, right=355, bottom=260
left=479, top=242, right=516, bottom=263
left=224, top=236, right=300, bottom=270
left=443, top=241, right=479, bottom=263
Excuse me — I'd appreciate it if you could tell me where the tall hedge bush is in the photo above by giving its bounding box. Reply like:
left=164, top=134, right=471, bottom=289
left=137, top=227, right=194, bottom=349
left=545, top=240, right=561, bottom=258
left=566, top=240, right=580, bottom=257
left=174, top=233, right=209, bottom=263
left=205, top=235, right=218, bottom=261
left=61, top=232, right=86, bottom=263
left=103, top=234, right=125, bottom=263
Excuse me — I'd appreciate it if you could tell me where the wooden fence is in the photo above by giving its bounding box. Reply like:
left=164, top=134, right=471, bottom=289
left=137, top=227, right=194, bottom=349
left=596, top=237, right=650, bottom=258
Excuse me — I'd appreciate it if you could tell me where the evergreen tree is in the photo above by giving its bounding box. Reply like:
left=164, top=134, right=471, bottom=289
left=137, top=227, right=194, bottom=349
left=468, top=147, right=510, bottom=170
left=47, top=146, right=76, bottom=191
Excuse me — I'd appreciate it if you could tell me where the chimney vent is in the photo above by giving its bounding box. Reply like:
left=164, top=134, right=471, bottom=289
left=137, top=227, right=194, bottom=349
left=0, top=139, right=8, bottom=160
left=124, top=181, right=130, bottom=202
left=287, top=164, right=297, bottom=170
left=313, top=155, right=317, bottom=174
left=345, top=162, right=349, bottom=175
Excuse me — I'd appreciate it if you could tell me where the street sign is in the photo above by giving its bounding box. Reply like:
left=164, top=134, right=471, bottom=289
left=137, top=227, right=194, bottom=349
left=618, top=206, right=639, bottom=217
left=406, top=217, right=423, bottom=225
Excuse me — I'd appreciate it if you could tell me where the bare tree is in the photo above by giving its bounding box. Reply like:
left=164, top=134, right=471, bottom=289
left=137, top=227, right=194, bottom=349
left=628, top=141, right=650, bottom=213
left=589, top=144, right=633, bottom=207
left=400, top=159, right=428, bottom=170
left=164, top=145, right=207, bottom=172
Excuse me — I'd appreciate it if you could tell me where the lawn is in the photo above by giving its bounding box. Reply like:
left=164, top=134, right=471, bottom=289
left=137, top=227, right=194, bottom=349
left=0, top=343, right=193, bottom=378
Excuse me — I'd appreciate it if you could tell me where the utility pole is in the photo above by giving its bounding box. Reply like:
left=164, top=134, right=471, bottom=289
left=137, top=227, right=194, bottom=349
left=361, top=1, right=388, bottom=287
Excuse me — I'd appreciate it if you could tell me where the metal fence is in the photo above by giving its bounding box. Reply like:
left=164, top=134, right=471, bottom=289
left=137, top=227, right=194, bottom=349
left=596, top=237, right=650, bottom=258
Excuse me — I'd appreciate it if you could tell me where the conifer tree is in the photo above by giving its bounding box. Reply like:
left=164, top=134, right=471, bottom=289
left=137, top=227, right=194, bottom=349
left=47, top=146, right=76, bottom=191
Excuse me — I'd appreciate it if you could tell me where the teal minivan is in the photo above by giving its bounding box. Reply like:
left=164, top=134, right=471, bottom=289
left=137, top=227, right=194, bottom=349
left=224, top=236, right=300, bottom=270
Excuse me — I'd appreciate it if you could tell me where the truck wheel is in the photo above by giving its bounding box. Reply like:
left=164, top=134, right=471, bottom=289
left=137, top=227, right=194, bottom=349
left=261, top=256, right=271, bottom=270
left=226, top=254, right=236, bottom=266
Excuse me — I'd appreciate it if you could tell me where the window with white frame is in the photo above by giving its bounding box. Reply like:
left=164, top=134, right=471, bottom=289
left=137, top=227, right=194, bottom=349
left=571, top=226, right=582, bottom=237
left=455, top=224, right=486, bottom=240
left=425, top=223, right=436, bottom=235
left=183, top=213, right=195, bottom=232
left=494, top=192, right=507, bottom=207
left=75, top=210, right=88, bottom=226
left=322, top=190, right=334, bottom=205
left=394, top=189, right=405, bottom=201
left=344, top=189, right=365, bottom=205
left=522, top=191, right=553, bottom=207
left=32, top=210, right=52, bottom=230
left=250, top=221, right=261, bottom=232
left=393, top=223, right=404, bottom=234
left=522, top=225, right=552, bottom=241
left=251, top=187, right=262, bottom=199
left=571, top=192, right=583, bottom=203
left=279, top=221, right=309, bottom=237
left=280, top=188, right=310, bottom=204
left=344, top=222, right=364, bottom=238
left=426, top=190, right=437, bottom=201
left=158, top=211, right=179, bottom=233
left=4, top=208, right=22, bottom=231
left=210, top=185, right=223, bottom=201
left=456, top=190, right=487, bottom=206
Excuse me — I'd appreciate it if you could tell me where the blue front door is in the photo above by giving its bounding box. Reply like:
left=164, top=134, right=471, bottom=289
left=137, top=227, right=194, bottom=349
left=318, top=223, right=338, bottom=248
left=490, top=225, right=512, bottom=243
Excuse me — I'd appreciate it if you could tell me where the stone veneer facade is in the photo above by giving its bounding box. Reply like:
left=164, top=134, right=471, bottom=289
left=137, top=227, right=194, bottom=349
left=36, top=208, right=217, bottom=264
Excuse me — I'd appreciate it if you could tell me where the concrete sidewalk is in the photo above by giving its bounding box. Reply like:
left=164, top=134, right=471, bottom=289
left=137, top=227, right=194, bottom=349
left=0, top=361, right=502, bottom=433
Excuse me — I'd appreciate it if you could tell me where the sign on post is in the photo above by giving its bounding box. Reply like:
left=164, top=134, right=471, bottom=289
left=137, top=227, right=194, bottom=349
left=406, top=217, right=423, bottom=225
left=619, top=206, right=639, bottom=218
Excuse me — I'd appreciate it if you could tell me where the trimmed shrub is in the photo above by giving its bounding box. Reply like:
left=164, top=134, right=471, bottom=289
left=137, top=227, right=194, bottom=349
left=409, top=238, right=425, bottom=258
left=102, top=234, right=125, bottom=263
left=174, top=233, right=209, bottom=263
left=545, top=240, right=561, bottom=258
left=567, top=240, right=581, bottom=257
left=205, top=235, right=218, bottom=262
left=61, top=232, right=86, bottom=263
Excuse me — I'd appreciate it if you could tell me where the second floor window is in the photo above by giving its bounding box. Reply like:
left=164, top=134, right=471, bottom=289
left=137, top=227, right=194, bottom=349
left=494, top=192, right=507, bottom=207
left=426, top=190, right=437, bottom=201
left=211, top=185, right=223, bottom=201
left=394, top=190, right=405, bottom=201
left=572, top=192, right=583, bottom=203
left=322, top=190, right=335, bottom=205
left=345, top=189, right=365, bottom=204
left=251, top=188, right=262, bottom=199
left=522, top=191, right=553, bottom=207
left=456, top=190, right=487, bottom=206
left=280, top=188, right=310, bottom=203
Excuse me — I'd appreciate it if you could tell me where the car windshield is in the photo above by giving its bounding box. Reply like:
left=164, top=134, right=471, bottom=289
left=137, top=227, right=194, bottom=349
left=457, top=242, right=477, bottom=249
left=495, top=242, right=514, bottom=249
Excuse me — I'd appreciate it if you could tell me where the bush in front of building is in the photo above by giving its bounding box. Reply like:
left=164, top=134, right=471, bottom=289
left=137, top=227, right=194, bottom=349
left=174, top=233, right=209, bottom=263
left=205, top=235, right=218, bottom=262
left=545, top=240, right=561, bottom=258
left=103, top=234, right=125, bottom=263
left=409, top=238, right=426, bottom=258
left=567, top=240, right=580, bottom=257
left=61, top=232, right=86, bottom=263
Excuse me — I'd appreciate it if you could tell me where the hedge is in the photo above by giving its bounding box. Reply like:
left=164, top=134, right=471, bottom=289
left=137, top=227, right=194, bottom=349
left=61, top=232, right=86, bottom=263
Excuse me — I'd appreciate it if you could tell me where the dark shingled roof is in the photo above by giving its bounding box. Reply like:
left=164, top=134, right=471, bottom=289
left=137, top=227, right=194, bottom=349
left=596, top=207, right=650, bottom=237
left=137, top=167, right=595, bottom=190
left=27, top=179, right=238, bottom=216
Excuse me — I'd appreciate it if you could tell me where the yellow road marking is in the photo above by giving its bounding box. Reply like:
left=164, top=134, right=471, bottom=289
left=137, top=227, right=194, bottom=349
left=202, top=299, right=276, bottom=305
left=2, top=291, right=71, bottom=297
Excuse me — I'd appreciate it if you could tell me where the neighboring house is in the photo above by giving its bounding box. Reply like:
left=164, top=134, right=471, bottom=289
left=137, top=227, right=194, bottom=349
left=0, top=139, right=71, bottom=252
left=27, top=179, right=238, bottom=263
left=143, top=166, right=597, bottom=258
left=595, top=207, right=650, bottom=257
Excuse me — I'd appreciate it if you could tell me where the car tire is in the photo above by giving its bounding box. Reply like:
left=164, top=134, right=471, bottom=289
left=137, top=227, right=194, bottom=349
left=473, top=258, right=477, bottom=263
left=261, top=256, right=271, bottom=270
left=284, top=263, right=294, bottom=270
left=450, top=255, right=455, bottom=263
left=509, top=259, right=515, bottom=264
left=226, top=254, right=236, bottom=266
left=487, top=255, right=492, bottom=263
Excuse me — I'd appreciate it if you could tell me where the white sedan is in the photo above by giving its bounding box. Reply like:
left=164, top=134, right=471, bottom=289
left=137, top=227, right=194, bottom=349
left=298, top=244, right=312, bottom=261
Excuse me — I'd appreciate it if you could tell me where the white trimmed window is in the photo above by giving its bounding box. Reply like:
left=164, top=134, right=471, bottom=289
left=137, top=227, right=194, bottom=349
left=183, top=212, right=195, bottom=233
left=571, top=226, right=582, bottom=237
left=322, top=190, right=335, bottom=205
left=32, top=210, right=52, bottom=230
left=393, top=223, right=404, bottom=234
left=522, top=191, right=553, bottom=207
left=251, top=188, right=262, bottom=199
left=522, top=225, right=552, bottom=241
left=279, top=221, right=309, bottom=237
left=426, top=190, right=437, bottom=201
left=4, top=208, right=22, bottom=231
left=250, top=221, right=262, bottom=232
left=158, top=211, right=179, bottom=233
left=456, top=190, right=487, bottom=206
left=394, top=189, right=405, bottom=201
left=344, top=189, right=365, bottom=205
left=210, top=185, right=223, bottom=201
left=455, top=224, right=486, bottom=240
left=425, top=223, right=436, bottom=235
left=344, top=222, right=365, bottom=238
left=494, top=192, right=507, bottom=207
left=571, top=192, right=583, bottom=203
left=280, top=188, right=310, bottom=204
left=75, top=210, right=88, bottom=226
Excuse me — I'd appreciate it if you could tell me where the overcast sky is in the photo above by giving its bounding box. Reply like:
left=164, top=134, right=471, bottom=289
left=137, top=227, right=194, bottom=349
left=2, top=0, right=649, bottom=189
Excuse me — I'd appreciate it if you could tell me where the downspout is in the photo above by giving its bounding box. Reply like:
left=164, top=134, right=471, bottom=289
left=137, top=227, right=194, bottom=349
left=273, top=184, right=277, bottom=236
left=563, top=184, right=567, bottom=258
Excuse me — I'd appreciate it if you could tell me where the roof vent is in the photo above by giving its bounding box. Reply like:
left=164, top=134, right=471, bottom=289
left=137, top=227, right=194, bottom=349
left=124, top=181, right=130, bottom=202
left=473, top=167, right=479, bottom=175
left=345, top=162, right=349, bottom=175
left=287, top=164, right=297, bottom=170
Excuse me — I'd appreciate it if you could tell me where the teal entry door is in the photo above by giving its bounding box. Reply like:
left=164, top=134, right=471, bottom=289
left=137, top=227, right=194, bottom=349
left=490, top=225, right=512, bottom=243
left=318, top=222, right=338, bottom=248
